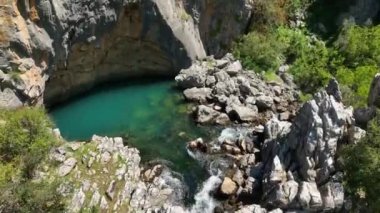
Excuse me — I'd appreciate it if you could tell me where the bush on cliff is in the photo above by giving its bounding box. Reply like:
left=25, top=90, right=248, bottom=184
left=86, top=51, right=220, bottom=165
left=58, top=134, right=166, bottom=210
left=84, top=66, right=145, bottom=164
left=233, top=31, right=286, bottom=73
left=233, top=27, right=332, bottom=94
left=342, top=112, right=380, bottom=212
left=0, top=107, right=64, bottom=212
left=0, top=107, right=56, bottom=177
left=334, top=24, right=380, bottom=107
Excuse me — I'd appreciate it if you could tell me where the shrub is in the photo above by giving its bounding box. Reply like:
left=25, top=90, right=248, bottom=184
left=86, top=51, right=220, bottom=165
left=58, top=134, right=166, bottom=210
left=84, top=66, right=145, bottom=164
left=250, top=0, right=288, bottom=31
left=234, top=27, right=332, bottom=94
left=334, top=24, right=380, bottom=107
left=0, top=107, right=56, bottom=177
left=0, top=181, right=65, bottom=213
left=233, top=31, right=286, bottom=73
left=0, top=107, right=64, bottom=212
left=336, top=65, right=378, bottom=108
left=276, top=27, right=332, bottom=93
left=341, top=112, right=380, bottom=211
left=335, top=24, right=380, bottom=68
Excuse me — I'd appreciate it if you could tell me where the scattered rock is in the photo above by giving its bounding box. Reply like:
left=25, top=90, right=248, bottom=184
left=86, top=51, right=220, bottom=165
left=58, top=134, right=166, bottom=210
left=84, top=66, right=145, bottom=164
left=228, top=104, right=258, bottom=122
left=58, top=157, right=77, bottom=177
left=175, top=64, right=207, bottom=89
left=106, top=180, right=116, bottom=200
left=215, top=113, right=230, bottom=125
left=70, top=188, right=85, bottom=212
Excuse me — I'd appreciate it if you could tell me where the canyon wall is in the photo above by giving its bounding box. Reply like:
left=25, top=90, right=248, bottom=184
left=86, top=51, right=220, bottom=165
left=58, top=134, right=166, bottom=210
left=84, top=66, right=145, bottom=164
left=0, top=0, right=252, bottom=107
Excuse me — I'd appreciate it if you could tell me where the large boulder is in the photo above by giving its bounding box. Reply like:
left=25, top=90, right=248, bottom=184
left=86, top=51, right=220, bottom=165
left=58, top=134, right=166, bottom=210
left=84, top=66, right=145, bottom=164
left=220, top=177, right=238, bottom=196
left=183, top=87, right=212, bottom=103
left=227, top=104, right=258, bottom=122
left=298, top=182, right=323, bottom=210
left=368, top=73, right=380, bottom=107
left=175, top=64, right=208, bottom=89
left=195, top=105, right=220, bottom=124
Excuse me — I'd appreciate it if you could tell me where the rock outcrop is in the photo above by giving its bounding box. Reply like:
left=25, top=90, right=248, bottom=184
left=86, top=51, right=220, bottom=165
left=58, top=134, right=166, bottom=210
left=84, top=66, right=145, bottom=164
left=0, top=0, right=252, bottom=107
left=46, top=135, right=186, bottom=212
left=186, top=79, right=365, bottom=212
left=176, top=54, right=299, bottom=125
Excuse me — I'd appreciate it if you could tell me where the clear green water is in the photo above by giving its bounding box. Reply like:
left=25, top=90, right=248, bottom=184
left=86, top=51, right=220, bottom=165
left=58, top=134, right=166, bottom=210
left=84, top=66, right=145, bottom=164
left=49, top=79, right=214, bottom=198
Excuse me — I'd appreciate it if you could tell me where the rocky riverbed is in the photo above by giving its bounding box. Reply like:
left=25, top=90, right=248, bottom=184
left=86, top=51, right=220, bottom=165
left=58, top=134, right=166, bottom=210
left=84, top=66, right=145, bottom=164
left=176, top=55, right=367, bottom=212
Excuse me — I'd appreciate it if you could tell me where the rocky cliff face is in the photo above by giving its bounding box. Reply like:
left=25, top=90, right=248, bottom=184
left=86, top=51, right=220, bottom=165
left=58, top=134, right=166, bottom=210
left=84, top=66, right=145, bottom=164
left=0, top=0, right=252, bottom=107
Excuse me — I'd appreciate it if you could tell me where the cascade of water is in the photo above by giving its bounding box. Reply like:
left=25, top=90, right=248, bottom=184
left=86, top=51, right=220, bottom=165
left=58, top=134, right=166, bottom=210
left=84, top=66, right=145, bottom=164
left=187, top=148, right=226, bottom=213
left=190, top=175, right=222, bottom=213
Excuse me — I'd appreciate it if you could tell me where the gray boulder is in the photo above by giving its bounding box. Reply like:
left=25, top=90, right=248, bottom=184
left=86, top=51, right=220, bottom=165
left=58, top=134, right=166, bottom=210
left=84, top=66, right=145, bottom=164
left=183, top=87, right=212, bottom=103
left=326, top=78, right=342, bottom=102
left=228, top=104, right=258, bottom=122
left=58, top=157, right=77, bottom=177
left=369, top=73, right=380, bottom=107
left=256, top=95, right=274, bottom=110
left=175, top=64, right=207, bottom=89
left=235, top=205, right=267, bottom=213
left=298, top=182, right=323, bottom=210
left=225, top=61, right=242, bottom=76
left=195, top=105, right=220, bottom=124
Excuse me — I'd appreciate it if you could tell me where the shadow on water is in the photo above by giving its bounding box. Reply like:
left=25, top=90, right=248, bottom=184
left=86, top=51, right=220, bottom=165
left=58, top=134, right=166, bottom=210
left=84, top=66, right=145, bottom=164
left=49, top=78, right=219, bottom=203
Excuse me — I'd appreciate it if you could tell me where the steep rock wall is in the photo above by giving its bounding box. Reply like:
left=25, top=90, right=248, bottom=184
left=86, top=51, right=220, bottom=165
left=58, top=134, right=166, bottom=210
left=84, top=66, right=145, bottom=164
left=0, top=0, right=252, bottom=107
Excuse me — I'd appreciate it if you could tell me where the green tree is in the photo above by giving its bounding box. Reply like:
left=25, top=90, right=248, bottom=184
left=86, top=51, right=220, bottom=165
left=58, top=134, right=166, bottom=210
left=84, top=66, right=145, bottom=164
left=342, top=112, right=380, bottom=212
left=233, top=31, right=286, bottom=73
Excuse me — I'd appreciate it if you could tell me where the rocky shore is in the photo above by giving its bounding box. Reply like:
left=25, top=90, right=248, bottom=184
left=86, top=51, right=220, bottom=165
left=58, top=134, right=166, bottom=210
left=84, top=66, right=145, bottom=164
left=175, top=54, right=299, bottom=126
left=43, top=135, right=186, bottom=212
left=177, top=56, right=366, bottom=212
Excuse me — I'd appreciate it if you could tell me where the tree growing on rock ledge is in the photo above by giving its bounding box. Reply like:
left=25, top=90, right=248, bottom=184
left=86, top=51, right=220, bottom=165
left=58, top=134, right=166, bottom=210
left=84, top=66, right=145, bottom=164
left=342, top=111, right=380, bottom=212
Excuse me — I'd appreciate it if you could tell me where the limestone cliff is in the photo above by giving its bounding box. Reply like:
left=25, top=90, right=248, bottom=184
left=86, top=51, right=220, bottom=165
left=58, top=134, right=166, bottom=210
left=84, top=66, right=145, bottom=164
left=0, top=0, right=252, bottom=107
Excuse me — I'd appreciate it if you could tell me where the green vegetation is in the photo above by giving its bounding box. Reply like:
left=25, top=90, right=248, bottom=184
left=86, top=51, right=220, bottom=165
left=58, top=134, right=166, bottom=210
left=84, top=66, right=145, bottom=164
left=0, top=107, right=64, bottom=212
left=233, top=6, right=380, bottom=106
left=233, top=31, right=286, bottom=73
left=333, top=24, right=380, bottom=107
left=233, top=26, right=332, bottom=93
left=342, top=112, right=380, bottom=212
left=234, top=2, right=380, bottom=209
